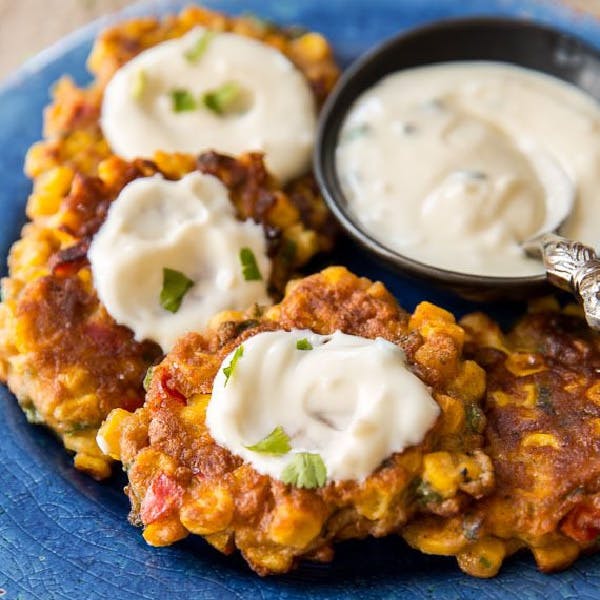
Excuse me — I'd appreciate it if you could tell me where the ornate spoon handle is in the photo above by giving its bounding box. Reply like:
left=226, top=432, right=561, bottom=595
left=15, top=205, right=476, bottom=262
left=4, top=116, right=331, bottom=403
left=539, top=233, right=600, bottom=329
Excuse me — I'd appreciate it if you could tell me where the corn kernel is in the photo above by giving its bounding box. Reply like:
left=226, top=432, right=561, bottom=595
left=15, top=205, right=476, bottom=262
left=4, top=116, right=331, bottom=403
left=457, top=538, right=506, bottom=577
left=180, top=483, right=234, bottom=536
left=294, top=32, right=329, bottom=61
left=269, top=497, right=325, bottom=549
left=243, top=545, right=293, bottom=574
left=505, top=352, right=546, bottom=377
left=436, top=394, right=465, bottom=435
left=74, top=452, right=112, bottom=480
left=532, top=538, right=580, bottom=572
left=422, top=452, right=460, bottom=497
left=143, top=517, right=188, bottom=547
left=96, top=408, right=131, bottom=460
left=521, top=432, right=561, bottom=449
left=403, top=521, right=467, bottom=555
left=447, top=361, right=485, bottom=403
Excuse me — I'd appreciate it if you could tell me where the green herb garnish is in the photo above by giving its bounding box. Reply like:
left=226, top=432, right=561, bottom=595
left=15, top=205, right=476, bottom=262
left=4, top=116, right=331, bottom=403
left=465, top=404, right=485, bottom=434
left=245, top=426, right=291, bottom=455
left=416, top=479, right=443, bottom=505
left=184, top=31, right=215, bottom=63
left=239, top=247, right=262, bottom=281
left=223, top=345, right=244, bottom=386
left=160, top=268, right=194, bottom=313
left=131, top=69, right=147, bottom=100
left=281, top=452, right=327, bottom=489
left=143, top=366, right=155, bottom=392
left=479, top=556, right=493, bottom=569
left=202, top=81, right=246, bottom=115
left=170, top=88, right=197, bottom=112
left=296, top=338, right=313, bottom=351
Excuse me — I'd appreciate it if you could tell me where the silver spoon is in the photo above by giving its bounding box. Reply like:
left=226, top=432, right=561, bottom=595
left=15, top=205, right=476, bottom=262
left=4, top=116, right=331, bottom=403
left=519, top=157, right=600, bottom=329
left=532, top=234, right=600, bottom=330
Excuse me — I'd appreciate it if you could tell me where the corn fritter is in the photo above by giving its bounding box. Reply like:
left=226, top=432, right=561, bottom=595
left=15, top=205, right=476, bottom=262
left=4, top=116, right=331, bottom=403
left=99, top=267, right=494, bottom=575
left=402, top=301, right=600, bottom=577
left=0, top=151, right=335, bottom=479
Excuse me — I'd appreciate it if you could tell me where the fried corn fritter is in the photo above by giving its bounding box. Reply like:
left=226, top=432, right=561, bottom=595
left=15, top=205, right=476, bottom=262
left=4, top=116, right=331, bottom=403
left=0, top=151, right=335, bottom=480
left=24, top=5, right=340, bottom=183
left=98, top=267, right=493, bottom=575
left=402, top=300, right=600, bottom=577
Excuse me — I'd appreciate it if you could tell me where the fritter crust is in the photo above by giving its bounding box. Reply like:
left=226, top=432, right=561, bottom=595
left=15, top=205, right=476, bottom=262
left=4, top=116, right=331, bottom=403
left=99, top=267, right=493, bottom=575
left=25, top=5, right=340, bottom=181
left=0, top=151, right=334, bottom=479
left=402, top=300, right=600, bottom=577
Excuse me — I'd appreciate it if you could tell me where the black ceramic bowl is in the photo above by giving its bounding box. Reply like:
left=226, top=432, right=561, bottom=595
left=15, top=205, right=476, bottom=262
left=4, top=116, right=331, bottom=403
left=314, top=17, right=600, bottom=300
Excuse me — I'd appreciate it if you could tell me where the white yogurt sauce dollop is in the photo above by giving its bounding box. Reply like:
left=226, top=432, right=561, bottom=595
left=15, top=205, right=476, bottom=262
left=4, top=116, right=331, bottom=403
left=88, top=172, right=270, bottom=352
left=206, top=329, right=440, bottom=483
left=337, top=62, right=600, bottom=277
left=101, top=28, right=317, bottom=182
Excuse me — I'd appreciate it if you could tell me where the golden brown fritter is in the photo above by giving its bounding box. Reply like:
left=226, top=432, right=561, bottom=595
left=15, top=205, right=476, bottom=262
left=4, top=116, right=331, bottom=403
left=98, top=267, right=493, bottom=575
left=0, top=151, right=335, bottom=480
left=24, top=5, right=340, bottom=182
left=402, top=299, right=600, bottom=577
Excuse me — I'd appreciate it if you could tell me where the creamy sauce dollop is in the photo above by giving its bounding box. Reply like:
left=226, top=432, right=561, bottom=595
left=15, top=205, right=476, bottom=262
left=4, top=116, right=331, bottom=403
left=336, top=62, right=600, bottom=277
left=101, top=28, right=316, bottom=182
left=206, top=329, right=440, bottom=483
left=88, top=172, right=270, bottom=352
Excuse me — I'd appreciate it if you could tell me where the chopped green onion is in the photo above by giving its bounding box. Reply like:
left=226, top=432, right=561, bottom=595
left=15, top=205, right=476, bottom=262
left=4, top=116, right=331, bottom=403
left=296, top=338, right=313, bottom=351
left=245, top=426, right=291, bottom=455
left=131, top=69, right=147, bottom=100
left=170, top=89, right=197, bottom=112
left=281, top=452, right=327, bottom=489
left=143, top=366, right=155, bottom=392
left=223, top=345, right=244, bottom=386
left=160, top=268, right=194, bottom=313
left=202, top=81, right=246, bottom=115
left=184, top=31, right=215, bottom=63
left=239, top=248, right=262, bottom=281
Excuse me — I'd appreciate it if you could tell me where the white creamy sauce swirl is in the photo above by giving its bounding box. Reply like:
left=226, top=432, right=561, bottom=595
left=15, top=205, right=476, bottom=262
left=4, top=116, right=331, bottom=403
left=337, top=62, right=600, bottom=277
left=101, top=28, right=316, bottom=182
left=206, top=329, right=440, bottom=483
left=88, top=172, right=270, bottom=352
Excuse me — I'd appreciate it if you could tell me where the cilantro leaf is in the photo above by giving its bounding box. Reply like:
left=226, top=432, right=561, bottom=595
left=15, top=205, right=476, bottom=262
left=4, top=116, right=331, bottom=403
left=296, top=338, right=313, bottom=351
left=143, top=366, right=155, bottom=392
left=170, top=89, right=197, bottom=112
left=160, top=268, right=194, bottom=313
left=239, top=248, right=262, bottom=281
left=281, top=452, right=327, bottom=489
left=131, top=69, right=147, bottom=100
left=184, top=31, right=215, bottom=63
left=223, top=345, right=244, bottom=386
left=245, top=426, right=291, bottom=455
left=202, top=81, right=246, bottom=115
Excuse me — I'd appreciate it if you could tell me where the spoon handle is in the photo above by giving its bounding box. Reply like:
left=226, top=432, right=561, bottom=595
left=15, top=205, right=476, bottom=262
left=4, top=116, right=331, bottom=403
left=538, top=233, right=600, bottom=329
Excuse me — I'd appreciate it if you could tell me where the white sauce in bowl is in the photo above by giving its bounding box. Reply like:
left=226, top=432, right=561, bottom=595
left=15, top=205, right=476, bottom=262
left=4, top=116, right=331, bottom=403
left=206, top=329, right=440, bottom=483
left=101, top=28, right=316, bottom=182
left=336, top=62, right=600, bottom=277
left=88, top=172, right=270, bottom=352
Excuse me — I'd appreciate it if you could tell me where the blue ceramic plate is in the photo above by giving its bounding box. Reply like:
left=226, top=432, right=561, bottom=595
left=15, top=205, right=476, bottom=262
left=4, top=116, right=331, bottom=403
left=2, top=1, right=600, bottom=598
